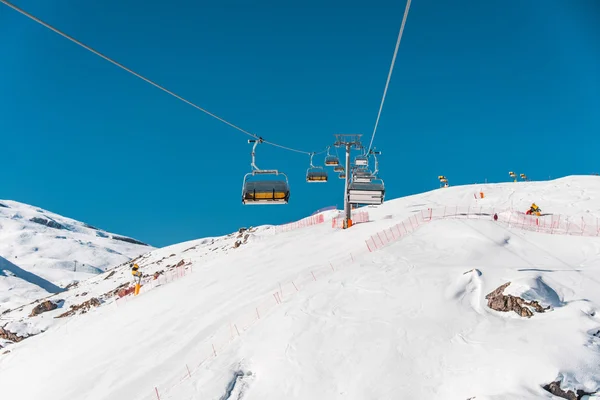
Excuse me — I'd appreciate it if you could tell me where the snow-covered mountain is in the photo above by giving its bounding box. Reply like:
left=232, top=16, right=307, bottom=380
left=0, top=200, right=152, bottom=312
left=1, top=176, right=600, bottom=400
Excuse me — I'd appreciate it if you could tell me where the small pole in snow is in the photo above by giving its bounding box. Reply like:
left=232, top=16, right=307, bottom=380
left=155, top=387, right=161, bottom=400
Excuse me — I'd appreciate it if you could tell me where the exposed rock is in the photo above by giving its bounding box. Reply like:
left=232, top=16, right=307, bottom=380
left=542, top=381, right=595, bottom=400
left=233, top=240, right=242, bottom=249
left=183, top=246, right=198, bottom=253
left=175, top=259, right=185, bottom=268
left=83, top=223, right=99, bottom=230
left=0, top=326, right=26, bottom=342
left=485, top=282, right=549, bottom=318
left=103, top=270, right=117, bottom=280
left=0, top=203, right=9, bottom=208
left=30, top=300, right=61, bottom=317
left=111, top=235, right=149, bottom=246
left=55, top=298, right=101, bottom=318
left=29, top=217, right=65, bottom=230
left=65, top=281, right=79, bottom=290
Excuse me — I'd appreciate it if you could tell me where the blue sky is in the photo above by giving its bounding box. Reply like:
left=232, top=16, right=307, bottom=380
left=1, top=0, right=599, bottom=247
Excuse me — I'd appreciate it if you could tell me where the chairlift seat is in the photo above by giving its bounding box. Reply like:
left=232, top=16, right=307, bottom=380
left=307, top=170, right=328, bottom=182
left=334, top=165, right=344, bottom=172
left=355, top=156, right=368, bottom=166
left=348, top=181, right=384, bottom=205
left=242, top=179, right=290, bottom=204
left=353, top=176, right=372, bottom=183
left=325, top=156, right=340, bottom=166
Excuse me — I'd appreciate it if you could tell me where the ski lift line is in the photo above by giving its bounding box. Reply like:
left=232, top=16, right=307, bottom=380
left=366, top=0, right=412, bottom=154
left=0, top=0, right=325, bottom=157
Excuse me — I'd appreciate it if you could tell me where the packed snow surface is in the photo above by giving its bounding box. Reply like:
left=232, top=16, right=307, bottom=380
left=1, top=176, right=600, bottom=400
left=0, top=200, right=152, bottom=311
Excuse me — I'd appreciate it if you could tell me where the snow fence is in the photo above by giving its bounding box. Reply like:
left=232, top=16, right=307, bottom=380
left=145, top=251, right=360, bottom=400
left=365, top=206, right=600, bottom=252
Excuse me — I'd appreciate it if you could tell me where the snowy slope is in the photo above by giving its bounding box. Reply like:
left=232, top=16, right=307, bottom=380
left=1, top=176, right=600, bottom=400
left=0, top=200, right=152, bottom=311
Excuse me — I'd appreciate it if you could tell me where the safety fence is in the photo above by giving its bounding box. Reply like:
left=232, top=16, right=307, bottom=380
left=145, top=251, right=360, bottom=400
left=274, top=213, right=325, bottom=233
left=331, top=210, right=370, bottom=228
left=365, top=206, right=600, bottom=252
left=114, top=264, right=192, bottom=306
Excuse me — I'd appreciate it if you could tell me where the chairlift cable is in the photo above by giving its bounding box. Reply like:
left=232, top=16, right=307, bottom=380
left=0, top=0, right=326, bottom=157
left=366, top=0, right=412, bottom=154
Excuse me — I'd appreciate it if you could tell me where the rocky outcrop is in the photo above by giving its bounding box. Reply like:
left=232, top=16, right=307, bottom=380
left=103, top=270, right=117, bottom=280
left=55, top=298, right=101, bottom=318
left=111, top=235, right=149, bottom=246
left=543, top=381, right=595, bottom=400
left=485, top=282, right=549, bottom=318
left=233, top=228, right=252, bottom=248
left=0, top=326, right=26, bottom=343
left=29, top=217, right=65, bottom=230
left=29, top=300, right=61, bottom=317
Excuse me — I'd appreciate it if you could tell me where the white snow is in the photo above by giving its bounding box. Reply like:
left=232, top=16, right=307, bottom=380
left=0, top=200, right=152, bottom=312
left=1, top=176, right=600, bottom=399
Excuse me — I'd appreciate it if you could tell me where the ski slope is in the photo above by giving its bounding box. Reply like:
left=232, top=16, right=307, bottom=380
left=0, top=200, right=152, bottom=312
left=1, top=176, right=600, bottom=399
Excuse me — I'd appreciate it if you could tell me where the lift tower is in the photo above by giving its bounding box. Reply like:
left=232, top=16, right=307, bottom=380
left=333, top=134, right=363, bottom=229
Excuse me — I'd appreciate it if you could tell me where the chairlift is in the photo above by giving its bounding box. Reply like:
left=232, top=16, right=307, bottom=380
left=338, top=172, right=346, bottom=179
left=354, top=155, right=368, bottom=167
left=306, top=153, right=328, bottom=183
left=334, top=165, right=344, bottom=173
left=347, top=179, right=385, bottom=205
left=242, top=139, right=290, bottom=205
left=352, top=168, right=373, bottom=183
left=324, top=146, right=340, bottom=166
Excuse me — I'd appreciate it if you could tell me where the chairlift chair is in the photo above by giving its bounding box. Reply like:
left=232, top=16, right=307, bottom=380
left=354, top=155, right=368, bottom=167
left=338, top=172, right=346, bottom=179
left=241, top=139, right=290, bottom=205
left=306, top=153, right=328, bottom=183
left=333, top=165, right=344, bottom=173
left=324, top=147, right=340, bottom=166
left=352, top=168, right=373, bottom=183
left=347, top=179, right=385, bottom=205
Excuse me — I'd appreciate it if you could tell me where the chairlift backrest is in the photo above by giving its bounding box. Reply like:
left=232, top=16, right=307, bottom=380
left=355, top=156, right=368, bottom=167
left=242, top=140, right=290, bottom=205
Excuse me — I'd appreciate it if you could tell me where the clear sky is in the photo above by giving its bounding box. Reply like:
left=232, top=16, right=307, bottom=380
left=1, top=0, right=599, bottom=247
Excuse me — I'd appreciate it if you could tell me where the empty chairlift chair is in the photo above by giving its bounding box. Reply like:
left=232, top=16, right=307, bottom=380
left=347, top=179, right=385, bottom=205
left=333, top=165, right=344, bottom=173
left=324, top=147, right=340, bottom=167
left=354, top=155, right=368, bottom=167
left=306, top=153, right=328, bottom=183
left=243, top=174, right=290, bottom=204
left=353, top=169, right=373, bottom=183
left=241, top=139, right=291, bottom=205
